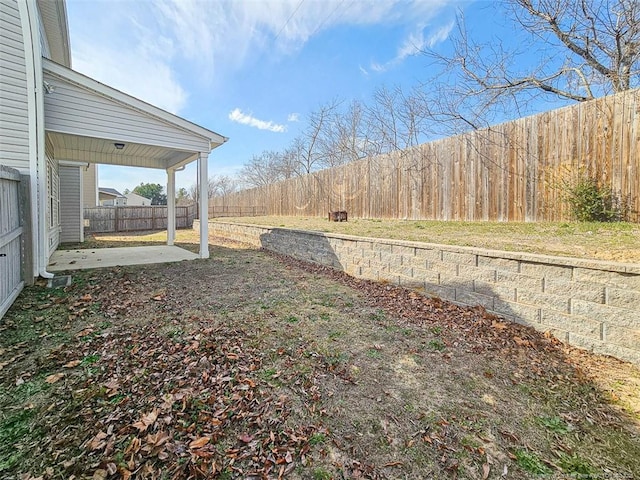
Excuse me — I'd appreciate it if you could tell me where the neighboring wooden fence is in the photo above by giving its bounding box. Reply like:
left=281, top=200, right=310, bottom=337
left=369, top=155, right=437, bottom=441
left=0, top=166, right=28, bottom=319
left=84, top=205, right=197, bottom=233
left=209, top=205, right=267, bottom=218
left=214, top=88, right=640, bottom=222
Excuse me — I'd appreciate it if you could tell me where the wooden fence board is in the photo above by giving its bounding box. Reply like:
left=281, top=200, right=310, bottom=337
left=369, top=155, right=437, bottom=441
left=213, top=89, right=640, bottom=222
left=84, top=204, right=197, bottom=233
left=0, top=166, right=24, bottom=319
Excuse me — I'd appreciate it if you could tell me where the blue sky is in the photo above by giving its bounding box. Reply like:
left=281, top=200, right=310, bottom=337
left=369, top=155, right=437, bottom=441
left=65, top=0, right=493, bottom=194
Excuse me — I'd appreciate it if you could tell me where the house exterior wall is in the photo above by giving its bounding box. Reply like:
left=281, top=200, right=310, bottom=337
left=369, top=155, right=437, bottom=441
left=125, top=192, right=150, bottom=206
left=59, top=164, right=82, bottom=243
left=82, top=163, right=97, bottom=207
left=36, top=0, right=71, bottom=67
left=99, top=197, right=126, bottom=207
left=42, top=70, right=211, bottom=153
left=0, top=0, right=31, bottom=172
left=98, top=191, right=126, bottom=206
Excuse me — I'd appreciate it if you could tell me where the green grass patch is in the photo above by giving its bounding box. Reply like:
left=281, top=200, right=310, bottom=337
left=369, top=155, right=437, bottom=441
left=309, top=433, right=326, bottom=446
left=514, top=449, right=552, bottom=475
left=0, top=409, right=38, bottom=472
left=81, top=354, right=100, bottom=366
left=537, top=415, right=570, bottom=434
left=428, top=339, right=446, bottom=351
left=312, top=468, right=332, bottom=480
left=366, top=349, right=382, bottom=359
left=328, top=330, right=344, bottom=340
left=558, top=453, right=597, bottom=478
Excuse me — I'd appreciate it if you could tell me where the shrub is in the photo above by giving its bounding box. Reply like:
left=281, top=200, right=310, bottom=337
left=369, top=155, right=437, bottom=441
left=565, top=177, right=625, bottom=222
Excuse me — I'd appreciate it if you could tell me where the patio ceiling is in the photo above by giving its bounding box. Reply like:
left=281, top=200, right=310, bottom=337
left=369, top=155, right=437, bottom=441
left=42, top=58, right=226, bottom=170
left=46, top=132, right=198, bottom=170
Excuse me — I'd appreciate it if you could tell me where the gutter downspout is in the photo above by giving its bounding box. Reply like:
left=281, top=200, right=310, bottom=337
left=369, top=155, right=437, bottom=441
left=22, top=0, right=53, bottom=278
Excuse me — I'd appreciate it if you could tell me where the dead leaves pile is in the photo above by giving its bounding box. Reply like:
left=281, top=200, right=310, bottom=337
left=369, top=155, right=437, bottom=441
left=46, top=320, right=320, bottom=479
left=269, top=251, right=570, bottom=370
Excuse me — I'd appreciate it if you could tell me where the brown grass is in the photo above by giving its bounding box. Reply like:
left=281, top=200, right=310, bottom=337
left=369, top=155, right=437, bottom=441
left=212, top=216, right=640, bottom=263
left=1, top=232, right=639, bottom=479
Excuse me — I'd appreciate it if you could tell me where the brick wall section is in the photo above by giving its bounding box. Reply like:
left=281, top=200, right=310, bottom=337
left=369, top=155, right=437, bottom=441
left=201, top=221, right=640, bottom=365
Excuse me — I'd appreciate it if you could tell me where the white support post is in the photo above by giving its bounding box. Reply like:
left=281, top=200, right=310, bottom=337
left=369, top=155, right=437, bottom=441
left=198, top=153, right=209, bottom=258
left=167, top=168, right=176, bottom=245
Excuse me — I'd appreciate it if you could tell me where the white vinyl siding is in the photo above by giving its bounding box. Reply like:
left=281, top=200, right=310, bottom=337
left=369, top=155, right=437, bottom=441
left=59, top=165, right=82, bottom=243
left=42, top=72, right=211, bottom=153
left=36, top=3, right=50, bottom=59
left=36, top=0, right=71, bottom=67
left=0, top=0, right=31, bottom=172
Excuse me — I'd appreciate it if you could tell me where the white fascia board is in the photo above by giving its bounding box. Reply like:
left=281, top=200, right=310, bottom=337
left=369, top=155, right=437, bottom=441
left=58, top=160, right=88, bottom=167
left=42, top=58, right=227, bottom=147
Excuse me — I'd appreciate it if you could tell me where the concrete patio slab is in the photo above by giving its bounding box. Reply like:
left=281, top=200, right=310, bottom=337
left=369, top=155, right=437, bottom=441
left=48, top=246, right=198, bottom=272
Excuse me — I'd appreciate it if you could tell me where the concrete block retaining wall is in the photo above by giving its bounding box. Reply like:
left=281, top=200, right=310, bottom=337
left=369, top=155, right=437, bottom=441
left=202, top=221, right=640, bottom=365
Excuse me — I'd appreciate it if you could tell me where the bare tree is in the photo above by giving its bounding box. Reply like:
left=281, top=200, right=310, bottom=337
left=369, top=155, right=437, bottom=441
left=239, top=151, right=286, bottom=188
left=366, top=85, right=430, bottom=154
left=188, top=175, right=238, bottom=203
left=208, top=174, right=238, bottom=199
left=319, top=99, right=376, bottom=167
left=295, top=100, right=341, bottom=174
left=423, top=0, right=640, bottom=131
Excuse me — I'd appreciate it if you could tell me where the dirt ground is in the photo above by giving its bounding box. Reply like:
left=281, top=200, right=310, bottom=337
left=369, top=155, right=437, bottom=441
left=212, top=217, right=640, bottom=263
left=1, top=231, right=639, bottom=479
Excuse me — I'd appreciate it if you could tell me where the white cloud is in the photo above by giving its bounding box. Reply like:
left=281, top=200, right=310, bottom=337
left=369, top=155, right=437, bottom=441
left=426, top=20, right=456, bottom=49
left=68, top=1, right=457, bottom=113
left=370, top=20, right=455, bottom=73
left=370, top=62, right=388, bottom=73
left=73, top=42, right=188, bottom=115
left=287, top=113, right=300, bottom=122
left=229, top=108, right=287, bottom=133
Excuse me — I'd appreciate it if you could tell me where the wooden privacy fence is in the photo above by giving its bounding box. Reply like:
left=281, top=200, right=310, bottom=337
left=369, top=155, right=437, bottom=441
left=0, top=166, right=28, bottom=319
left=214, top=88, right=640, bottom=222
left=84, top=204, right=197, bottom=233
left=209, top=205, right=267, bottom=218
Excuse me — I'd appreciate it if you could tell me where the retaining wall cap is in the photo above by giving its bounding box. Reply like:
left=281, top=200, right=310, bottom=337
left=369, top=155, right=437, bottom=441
left=210, top=220, right=640, bottom=274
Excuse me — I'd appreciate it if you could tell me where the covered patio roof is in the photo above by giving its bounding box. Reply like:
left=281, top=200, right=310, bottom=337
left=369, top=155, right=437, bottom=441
left=41, top=58, right=226, bottom=258
left=42, top=58, right=226, bottom=170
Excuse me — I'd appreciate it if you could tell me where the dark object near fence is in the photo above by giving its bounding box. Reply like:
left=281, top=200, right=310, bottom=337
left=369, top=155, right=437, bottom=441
left=328, top=211, right=348, bottom=222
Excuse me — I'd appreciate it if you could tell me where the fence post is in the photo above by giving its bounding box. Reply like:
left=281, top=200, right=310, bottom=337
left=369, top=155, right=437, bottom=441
left=114, top=206, right=120, bottom=232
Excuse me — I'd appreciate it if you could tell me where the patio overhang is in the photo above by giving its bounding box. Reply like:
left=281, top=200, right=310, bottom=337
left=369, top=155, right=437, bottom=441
left=42, top=58, right=226, bottom=168
left=41, top=58, right=227, bottom=259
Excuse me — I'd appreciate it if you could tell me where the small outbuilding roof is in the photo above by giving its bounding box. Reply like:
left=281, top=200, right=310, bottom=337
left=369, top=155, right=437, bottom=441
left=98, top=187, right=125, bottom=198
